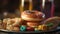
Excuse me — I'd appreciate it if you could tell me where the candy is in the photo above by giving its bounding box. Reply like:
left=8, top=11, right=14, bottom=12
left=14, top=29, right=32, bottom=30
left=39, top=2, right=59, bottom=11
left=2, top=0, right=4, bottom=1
left=27, top=27, right=34, bottom=31
left=34, top=28, right=39, bottom=31
left=38, top=25, right=42, bottom=30
left=20, top=25, right=26, bottom=31
left=38, top=25, right=47, bottom=31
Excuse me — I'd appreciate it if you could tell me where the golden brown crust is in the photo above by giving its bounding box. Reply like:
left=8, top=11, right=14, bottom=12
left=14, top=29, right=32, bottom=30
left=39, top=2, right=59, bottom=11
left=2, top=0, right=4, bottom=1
left=27, top=22, right=40, bottom=27
left=3, top=18, right=23, bottom=30
left=44, top=17, right=60, bottom=30
left=6, top=25, right=19, bottom=31
left=21, top=10, right=45, bottom=21
left=6, top=25, right=14, bottom=31
left=13, top=27, right=20, bottom=32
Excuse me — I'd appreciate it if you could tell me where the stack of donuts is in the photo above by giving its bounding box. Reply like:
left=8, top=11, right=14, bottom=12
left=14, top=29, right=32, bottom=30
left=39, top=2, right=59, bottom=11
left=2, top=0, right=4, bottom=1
left=21, top=10, right=45, bottom=27
left=21, top=10, right=49, bottom=31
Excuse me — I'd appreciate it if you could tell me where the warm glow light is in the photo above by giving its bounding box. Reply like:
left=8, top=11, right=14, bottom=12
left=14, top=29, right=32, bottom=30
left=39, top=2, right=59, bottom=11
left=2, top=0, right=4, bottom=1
left=22, top=0, right=24, bottom=7
left=29, top=0, right=32, bottom=11
left=20, top=0, right=24, bottom=16
left=3, top=12, right=8, bottom=16
left=42, top=0, right=45, bottom=9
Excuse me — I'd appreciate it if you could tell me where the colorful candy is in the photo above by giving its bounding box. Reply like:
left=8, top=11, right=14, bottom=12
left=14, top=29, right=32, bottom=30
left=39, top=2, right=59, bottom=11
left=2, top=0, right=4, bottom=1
left=27, top=27, right=34, bottom=31
left=38, top=25, right=47, bottom=31
left=20, top=25, right=26, bottom=31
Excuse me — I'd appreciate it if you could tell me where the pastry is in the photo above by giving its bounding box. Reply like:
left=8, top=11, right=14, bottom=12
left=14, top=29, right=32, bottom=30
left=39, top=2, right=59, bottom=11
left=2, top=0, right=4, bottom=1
left=27, top=21, right=40, bottom=27
left=6, top=25, right=14, bottom=31
left=21, top=10, right=45, bottom=21
left=38, top=25, right=48, bottom=31
left=44, top=17, right=60, bottom=30
left=13, top=27, right=20, bottom=32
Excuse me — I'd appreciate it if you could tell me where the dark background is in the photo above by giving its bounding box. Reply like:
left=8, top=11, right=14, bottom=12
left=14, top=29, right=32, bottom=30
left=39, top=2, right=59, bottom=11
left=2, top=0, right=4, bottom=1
left=0, top=0, right=60, bottom=18
left=54, top=0, right=60, bottom=16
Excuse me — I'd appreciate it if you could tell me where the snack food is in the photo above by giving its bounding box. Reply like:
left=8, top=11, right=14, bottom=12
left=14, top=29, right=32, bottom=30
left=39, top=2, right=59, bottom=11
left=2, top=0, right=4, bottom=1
left=2, top=18, right=23, bottom=30
left=13, top=27, right=20, bottom=32
left=12, top=18, right=22, bottom=27
left=38, top=25, right=48, bottom=31
left=20, top=25, right=26, bottom=31
left=6, top=25, right=14, bottom=31
left=27, top=27, right=34, bottom=31
left=44, top=17, right=60, bottom=30
left=21, top=10, right=45, bottom=21
left=3, top=18, right=10, bottom=29
left=27, top=21, right=40, bottom=27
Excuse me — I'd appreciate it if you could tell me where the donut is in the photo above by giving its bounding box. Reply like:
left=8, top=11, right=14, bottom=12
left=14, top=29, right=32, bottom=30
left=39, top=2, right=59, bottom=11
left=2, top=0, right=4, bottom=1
left=3, top=18, right=10, bottom=24
left=21, top=10, right=45, bottom=21
left=6, top=25, right=14, bottom=31
left=12, top=18, right=22, bottom=27
left=6, top=18, right=22, bottom=27
left=43, top=17, right=60, bottom=30
left=13, top=27, right=20, bottom=32
left=27, top=21, right=40, bottom=27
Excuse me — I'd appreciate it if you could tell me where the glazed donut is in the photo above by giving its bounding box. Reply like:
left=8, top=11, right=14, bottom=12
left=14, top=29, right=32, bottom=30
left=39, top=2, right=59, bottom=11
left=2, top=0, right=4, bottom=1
left=21, top=10, right=45, bottom=21
left=43, top=17, right=60, bottom=30
left=6, top=18, right=22, bottom=27
left=27, top=21, right=40, bottom=27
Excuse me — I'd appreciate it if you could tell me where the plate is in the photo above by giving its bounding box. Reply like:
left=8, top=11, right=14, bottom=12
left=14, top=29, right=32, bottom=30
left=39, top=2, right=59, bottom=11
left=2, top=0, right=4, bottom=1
left=0, top=27, right=60, bottom=33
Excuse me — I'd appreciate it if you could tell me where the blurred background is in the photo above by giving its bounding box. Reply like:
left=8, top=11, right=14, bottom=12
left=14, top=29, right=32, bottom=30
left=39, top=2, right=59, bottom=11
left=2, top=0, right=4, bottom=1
left=0, top=0, right=60, bottom=19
